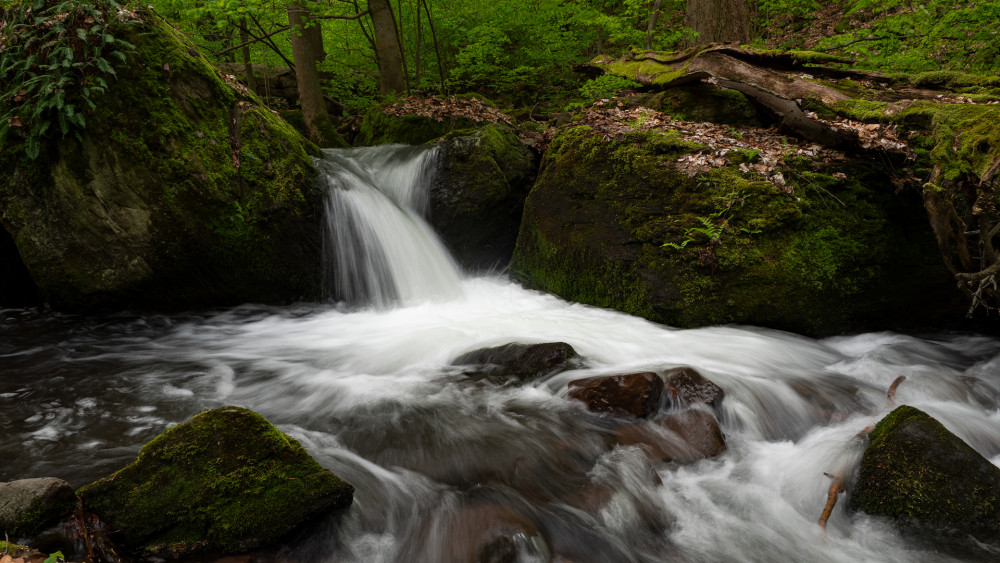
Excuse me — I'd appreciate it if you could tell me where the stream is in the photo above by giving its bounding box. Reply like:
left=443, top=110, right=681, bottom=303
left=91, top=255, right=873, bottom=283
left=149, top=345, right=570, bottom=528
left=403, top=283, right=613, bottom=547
left=3, top=145, right=1000, bottom=562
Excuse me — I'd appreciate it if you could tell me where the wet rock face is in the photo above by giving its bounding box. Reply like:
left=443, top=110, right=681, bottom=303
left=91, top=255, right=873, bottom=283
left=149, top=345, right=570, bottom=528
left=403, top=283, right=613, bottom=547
left=0, top=12, right=323, bottom=311
left=664, top=366, right=724, bottom=408
left=568, top=372, right=663, bottom=419
left=453, top=342, right=580, bottom=381
left=77, top=406, right=354, bottom=558
left=431, top=125, right=537, bottom=271
left=850, top=405, right=1000, bottom=542
left=0, top=477, right=76, bottom=539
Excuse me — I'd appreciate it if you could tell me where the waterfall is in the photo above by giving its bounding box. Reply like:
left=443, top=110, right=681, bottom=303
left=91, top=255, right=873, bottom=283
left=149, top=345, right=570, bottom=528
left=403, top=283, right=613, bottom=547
left=315, top=145, right=463, bottom=307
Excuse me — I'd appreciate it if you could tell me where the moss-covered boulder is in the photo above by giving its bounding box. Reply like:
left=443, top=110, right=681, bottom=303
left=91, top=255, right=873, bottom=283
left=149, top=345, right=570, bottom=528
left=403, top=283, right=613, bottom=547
left=0, top=478, right=76, bottom=540
left=431, top=124, right=537, bottom=270
left=0, top=8, right=324, bottom=311
left=78, top=406, right=353, bottom=558
left=850, top=405, right=1000, bottom=542
left=510, top=126, right=956, bottom=335
left=355, top=106, right=480, bottom=147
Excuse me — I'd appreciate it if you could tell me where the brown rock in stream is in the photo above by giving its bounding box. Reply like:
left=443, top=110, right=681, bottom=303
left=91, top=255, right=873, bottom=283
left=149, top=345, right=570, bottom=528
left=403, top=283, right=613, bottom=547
left=453, top=342, right=580, bottom=382
left=664, top=366, right=724, bottom=408
left=568, top=372, right=663, bottom=419
left=658, top=408, right=728, bottom=461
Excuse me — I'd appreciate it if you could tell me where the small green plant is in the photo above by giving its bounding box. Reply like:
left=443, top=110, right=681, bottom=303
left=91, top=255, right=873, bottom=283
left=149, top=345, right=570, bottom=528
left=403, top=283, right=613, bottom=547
left=43, top=551, right=65, bottom=563
left=579, top=74, right=641, bottom=101
left=0, top=0, right=138, bottom=158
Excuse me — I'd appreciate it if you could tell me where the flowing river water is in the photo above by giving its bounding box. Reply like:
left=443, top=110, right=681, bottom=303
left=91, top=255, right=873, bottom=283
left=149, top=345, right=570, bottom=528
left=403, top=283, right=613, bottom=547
left=3, top=146, right=1000, bottom=562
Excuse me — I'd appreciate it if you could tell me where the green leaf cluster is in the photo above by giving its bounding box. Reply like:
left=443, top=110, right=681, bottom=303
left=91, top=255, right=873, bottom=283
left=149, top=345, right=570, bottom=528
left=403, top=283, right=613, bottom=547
left=0, top=0, right=138, bottom=158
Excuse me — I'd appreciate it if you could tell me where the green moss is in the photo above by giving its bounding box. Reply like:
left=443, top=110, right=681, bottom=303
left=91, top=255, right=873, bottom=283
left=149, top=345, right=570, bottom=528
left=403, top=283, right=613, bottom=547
left=830, top=99, right=892, bottom=122
left=511, top=126, right=945, bottom=335
left=355, top=107, right=480, bottom=146
left=851, top=406, right=1000, bottom=542
left=78, top=407, right=353, bottom=557
left=0, top=541, right=32, bottom=557
left=0, top=8, right=324, bottom=310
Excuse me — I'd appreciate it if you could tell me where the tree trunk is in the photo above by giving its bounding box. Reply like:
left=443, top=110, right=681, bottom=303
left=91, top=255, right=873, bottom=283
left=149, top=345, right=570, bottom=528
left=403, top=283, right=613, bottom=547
left=287, top=3, right=331, bottom=144
left=238, top=18, right=258, bottom=93
left=646, top=0, right=663, bottom=51
left=686, top=0, right=751, bottom=45
left=369, top=0, right=406, bottom=95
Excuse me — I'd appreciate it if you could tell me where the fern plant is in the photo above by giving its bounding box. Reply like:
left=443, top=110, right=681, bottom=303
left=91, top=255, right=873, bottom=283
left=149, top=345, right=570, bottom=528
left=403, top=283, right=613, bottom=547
left=0, top=0, right=138, bottom=158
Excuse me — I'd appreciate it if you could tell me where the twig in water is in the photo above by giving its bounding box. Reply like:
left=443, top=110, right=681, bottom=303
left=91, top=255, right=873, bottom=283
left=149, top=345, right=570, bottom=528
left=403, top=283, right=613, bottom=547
left=818, top=473, right=845, bottom=531
left=887, top=375, right=906, bottom=405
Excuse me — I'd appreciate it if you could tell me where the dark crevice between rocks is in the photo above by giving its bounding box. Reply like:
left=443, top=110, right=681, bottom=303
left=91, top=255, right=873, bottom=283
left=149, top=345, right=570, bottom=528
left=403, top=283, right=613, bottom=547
left=0, top=225, right=40, bottom=308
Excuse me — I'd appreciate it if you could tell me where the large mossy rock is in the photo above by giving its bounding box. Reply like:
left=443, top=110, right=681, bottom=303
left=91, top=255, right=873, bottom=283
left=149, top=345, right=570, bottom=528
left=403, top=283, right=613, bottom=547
left=355, top=107, right=480, bottom=147
left=850, top=405, right=1000, bottom=542
left=509, top=126, right=955, bottom=335
left=78, top=406, right=353, bottom=558
left=0, top=10, right=323, bottom=310
left=431, top=125, right=537, bottom=270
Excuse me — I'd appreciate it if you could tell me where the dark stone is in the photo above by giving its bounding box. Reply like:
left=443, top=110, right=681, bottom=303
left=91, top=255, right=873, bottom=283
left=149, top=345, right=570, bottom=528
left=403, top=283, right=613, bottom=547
left=0, top=225, right=39, bottom=308
left=568, top=372, right=663, bottom=419
left=431, top=125, right=537, bottom=271
left=452, top=342, right=580, bottom=382
left=77, top=407, right=353, bottom=558
left=0, top=11, right=324, bottom=312
left=850, top=405, right=1000, bottom=542
left=0, top=477, right=76, bottom=539
left=509, top=126, right=959, bottom=336
left=664, top=366, right=724, bottom=408
left=657, top=409, right=727, bottom=462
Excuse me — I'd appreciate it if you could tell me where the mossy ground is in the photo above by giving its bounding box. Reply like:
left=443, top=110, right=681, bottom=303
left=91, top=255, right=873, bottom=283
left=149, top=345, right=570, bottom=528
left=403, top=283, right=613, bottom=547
left=511, top=126, right=948, bottom=335
left=354, top=107, right=480, bottom=146
left=77, top=406, right=353, bottom=558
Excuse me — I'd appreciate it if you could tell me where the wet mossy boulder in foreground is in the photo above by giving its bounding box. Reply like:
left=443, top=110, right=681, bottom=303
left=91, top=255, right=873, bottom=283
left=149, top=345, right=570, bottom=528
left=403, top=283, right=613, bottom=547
left=431, top=124, right=537, bottom=270
left=77, top=406, right=354, bottom=558
left=850, top=405, right=1000, bottom=542
left=510, top=126, right=956, bottom=335
left=0, top=9, right=323, bottom=311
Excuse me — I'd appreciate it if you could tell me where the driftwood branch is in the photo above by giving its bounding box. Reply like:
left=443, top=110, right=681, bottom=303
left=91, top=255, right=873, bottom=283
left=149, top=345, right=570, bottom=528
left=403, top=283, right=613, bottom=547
left=887, top=375, right=906, bottom=405
left=818, top=473, right=845, bottom=531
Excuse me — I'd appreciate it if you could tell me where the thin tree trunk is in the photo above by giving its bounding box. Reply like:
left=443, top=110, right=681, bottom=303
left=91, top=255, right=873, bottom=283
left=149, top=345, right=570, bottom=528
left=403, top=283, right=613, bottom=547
left=645, top=0, right=663, bottom=51
left=287, top=3, right=331, bottom=144
left=239, top=18, right=258, bottom=93
left=414, top=0, right=422, bottom=86
left=392, top=0, right=411, bottom=94
left=686, top=0, right=751, bottom=45
left=420, top=0, right=446, bottom=94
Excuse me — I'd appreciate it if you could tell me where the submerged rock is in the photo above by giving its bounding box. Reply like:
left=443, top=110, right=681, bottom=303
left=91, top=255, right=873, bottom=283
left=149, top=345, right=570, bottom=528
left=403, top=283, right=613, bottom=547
left=850, top=405, right=1000, bottom=542
left=452, top=342, right=580, bottom=382
left=78, top=406, right=353, bottom=558
left=568, top=372, right=663, bottom=419
left=0, top=477, right=76, bottom=539
left=0, top=8, right=323, bottom=311
left=664, top=366, right=724, bottom=408
left=509, top=126, right=956, bottom=335
left=658, top=408, right=727, bottom=461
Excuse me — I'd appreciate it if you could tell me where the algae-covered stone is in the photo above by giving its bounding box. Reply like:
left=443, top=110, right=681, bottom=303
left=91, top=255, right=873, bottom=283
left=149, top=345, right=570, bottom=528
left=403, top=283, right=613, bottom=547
left=0, top=8, right=323, bottom=310
left=0, top=477, right=76, bottom=539
left=78, top=406, right=353, bottom=558
left=509, top=126, right=954, bottom=335
left=355, top=107, right=479, bottom=147
left=850, top=405, right=1000, bottom=542
left=431, top=124, right=537, bottom=270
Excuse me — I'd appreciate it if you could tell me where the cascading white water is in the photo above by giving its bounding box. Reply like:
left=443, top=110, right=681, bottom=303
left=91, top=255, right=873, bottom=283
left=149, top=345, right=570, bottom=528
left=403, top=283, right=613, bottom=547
left=315, top=145, right=463, bottom=307
left=4, top=146, right=1000, bottom=562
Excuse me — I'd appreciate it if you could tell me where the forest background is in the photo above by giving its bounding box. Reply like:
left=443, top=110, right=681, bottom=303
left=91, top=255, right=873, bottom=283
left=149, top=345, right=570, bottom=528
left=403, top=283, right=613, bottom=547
left=134, top=0, right=999, bottom=117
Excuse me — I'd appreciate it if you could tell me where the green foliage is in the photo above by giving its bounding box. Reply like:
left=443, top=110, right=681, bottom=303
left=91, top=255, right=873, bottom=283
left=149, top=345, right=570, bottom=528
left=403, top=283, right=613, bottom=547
left=757, top=0, right=1000, bottom=74
left=0, top=0, right=137, bottom=158
left=43, top=552, right=65, bottom=563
